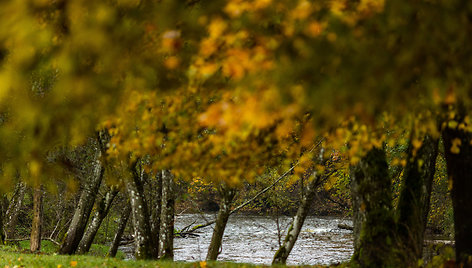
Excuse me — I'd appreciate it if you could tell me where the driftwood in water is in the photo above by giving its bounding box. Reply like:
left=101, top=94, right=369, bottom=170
left=337, top=224, right=353, bottom=231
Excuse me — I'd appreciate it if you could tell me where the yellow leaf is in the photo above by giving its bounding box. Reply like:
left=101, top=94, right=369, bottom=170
left=448, top=120, right=458, bottom=129
left=199, top=261, right=207, bottom=268
left=400, top=159, right=407, bottom=167
left=164, top=56, right=180, bottom=69
left=412, top=139, right=422, bottom=149
left=305, top=21, right=323, bottom=37
left=29, top=161, right=41, bottom=178
left=450, top=138, right=461, bottom=154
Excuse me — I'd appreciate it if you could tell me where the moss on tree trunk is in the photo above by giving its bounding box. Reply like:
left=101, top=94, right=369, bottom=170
left=350, top=147, right=397, bottom=267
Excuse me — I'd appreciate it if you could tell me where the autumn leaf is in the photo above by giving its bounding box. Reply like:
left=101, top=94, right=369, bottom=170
left=450, top=138, right=462, bottom=154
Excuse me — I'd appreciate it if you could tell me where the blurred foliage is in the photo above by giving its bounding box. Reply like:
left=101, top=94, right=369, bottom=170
left=0, top=1, right=469, bottom=250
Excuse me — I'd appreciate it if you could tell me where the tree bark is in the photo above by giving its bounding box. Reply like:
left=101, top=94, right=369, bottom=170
left=350, top=147, right=397, bottom=267
left=5, top=180, right=26, bottom=239
left=0, top=197, right=5, bottom=244
left=159, top=170, right=174, bottom=260
left=76, top=187, right=119, bottom=254
left=30, top=185, right=43, bottom=252
left=206, top=185, right=236, bottom=261
left=108, top=200, right=131, bottom=258
left=396, top=134, right=439, bottom=265
left=127, top=161, right=155, bottom=260
left=150, top=173, right=162, bottom=258
left=442, top=106, right=472, bottom=266
left=58, top=156, right=104, bottom=254
left=272, top=170, right=327, bottom=265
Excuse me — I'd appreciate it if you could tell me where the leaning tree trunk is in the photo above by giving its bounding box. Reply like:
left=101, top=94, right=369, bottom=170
left=350, top=147, right=397, bottom=267
left=396, top=134, right=439, bottom=266
left=127, top=161, right=155, bottom=260
left=273, top=169, right=328, bottom=265
left=206, top=185, right=236, bottom=261
left=442, top=106, right=472, bottom=266
left=5, top=180, right=26, bottom=239
left=159, top=170, right=175, bottom=260
left=76, top=187, right=119, bottom=254
left=30, top=185, right=43, bottom=252
left=108, top=200, right=131, bottom=258
left=58, top=160, right=104, bottom=254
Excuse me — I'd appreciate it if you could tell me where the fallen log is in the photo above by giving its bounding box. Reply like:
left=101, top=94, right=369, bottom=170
left=337, top=223, right=353, bottom=231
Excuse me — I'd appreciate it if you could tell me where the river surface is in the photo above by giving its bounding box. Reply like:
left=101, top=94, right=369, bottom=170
left=172, top=214, right=353, bottom=266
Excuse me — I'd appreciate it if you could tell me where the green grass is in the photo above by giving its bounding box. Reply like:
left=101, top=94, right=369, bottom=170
left=2, top=240, right=125, bottom=259
left=0, top=250, right=274, bottom=268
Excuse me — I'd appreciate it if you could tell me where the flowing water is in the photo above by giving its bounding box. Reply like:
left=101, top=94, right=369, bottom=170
left=173, top=214, right=353, bottom=266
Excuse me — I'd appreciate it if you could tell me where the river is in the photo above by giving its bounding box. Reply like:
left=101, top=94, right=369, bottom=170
left=172, top=214, right=353, bottom=266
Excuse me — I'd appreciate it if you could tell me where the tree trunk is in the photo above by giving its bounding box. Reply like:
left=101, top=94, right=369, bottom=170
left=396, top=134, right=439, bottom=265
left=108, top=200, right=131, bottom=258
left=273, top=170, right=326, bottom=265
left=442, top=106, right=472, bottom=265
left=127, top=161, right=155, bottom=260
left=159, top=170, right=174, bottom=260
left=5, top=180, right=26, bottom=239
left=150, top=173, right=162, bottom=258
left=76, top=187, right=119, bottom=254
left=58, top=159, right=104, bottom=254
left=206, top=185, right=236, bottom=261
left=350, top=147, right=397, bottom=267
left=0, top=197, right=5, bottom=244
left=30, top=185, right=43, bottom=252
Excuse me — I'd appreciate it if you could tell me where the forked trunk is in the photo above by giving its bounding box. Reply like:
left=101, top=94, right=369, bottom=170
left=58, top=161, right=104, bottom=254
left=76, top=187, right=118, bottom=254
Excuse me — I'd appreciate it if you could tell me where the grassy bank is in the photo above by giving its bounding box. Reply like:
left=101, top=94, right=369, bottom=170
left=0, top=249, right=325, bottom=268
left=0, top=241, right=318, bottom=268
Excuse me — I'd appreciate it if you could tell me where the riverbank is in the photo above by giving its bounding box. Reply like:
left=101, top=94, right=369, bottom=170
left=0, top=250, right=338, bottom=268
